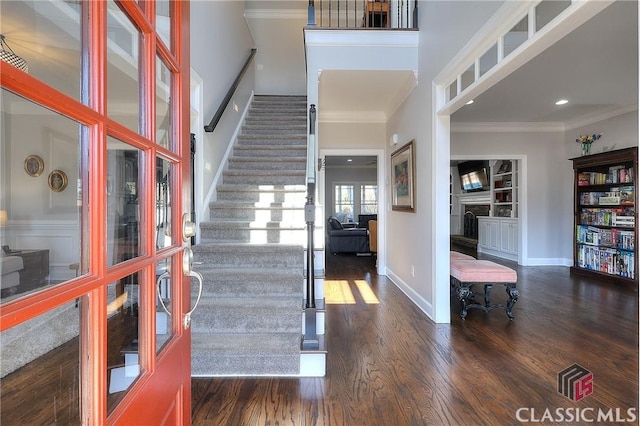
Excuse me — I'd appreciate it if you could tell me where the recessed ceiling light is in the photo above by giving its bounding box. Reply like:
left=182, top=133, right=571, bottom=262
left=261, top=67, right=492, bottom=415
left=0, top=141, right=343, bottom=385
left=555, top=99, right=569, bottom=105
left=466, top=99, right=474, bottom=105
left=347, top=159, right=353, bottom=162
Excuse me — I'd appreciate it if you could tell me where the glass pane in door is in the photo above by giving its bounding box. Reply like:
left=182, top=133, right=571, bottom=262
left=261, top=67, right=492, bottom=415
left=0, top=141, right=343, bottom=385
left=156, top=57, right=172, bottom=150
left=107, top=137, right=142, bottom=267
left=156, top=0, right=172, bottom=50
left=155, top=157, right=173, bottom=249
left=0, top=0, right=82, bottom=101
left=106, top=275, right=142, bottom=414
left=155, top=258, right=173, bottom=352
left=0, top=301, right=81, bottom=424
left=107, top=0, right=141, bottom=134
left=0, top=89, right=84, bottom=304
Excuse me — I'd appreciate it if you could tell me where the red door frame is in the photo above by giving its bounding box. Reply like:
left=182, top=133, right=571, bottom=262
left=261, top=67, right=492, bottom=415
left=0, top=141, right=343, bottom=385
left=0, top=1, right=192, bottom=424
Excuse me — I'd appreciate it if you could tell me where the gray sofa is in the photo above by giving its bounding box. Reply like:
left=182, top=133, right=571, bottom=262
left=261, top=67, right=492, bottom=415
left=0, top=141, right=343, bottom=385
left=326, top=216, right=370, bottom=254
left=1, top=255, right=23, bottom=296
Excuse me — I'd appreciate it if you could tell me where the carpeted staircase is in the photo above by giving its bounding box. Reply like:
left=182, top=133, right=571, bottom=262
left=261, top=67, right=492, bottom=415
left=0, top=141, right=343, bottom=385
left=191, top=95, right=309, bottom=376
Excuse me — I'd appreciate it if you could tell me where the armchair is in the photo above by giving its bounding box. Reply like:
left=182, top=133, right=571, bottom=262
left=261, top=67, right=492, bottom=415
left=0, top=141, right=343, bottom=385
left=327, top=216, right=370, bottom=254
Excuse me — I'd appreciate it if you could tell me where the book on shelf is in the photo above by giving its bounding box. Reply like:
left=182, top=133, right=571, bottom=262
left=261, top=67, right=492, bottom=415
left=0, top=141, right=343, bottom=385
left=576, top=225, right=634, bottom=250
left=576, top=245, right=635, bottom=279
left=576, top=168, right=634, bottom=186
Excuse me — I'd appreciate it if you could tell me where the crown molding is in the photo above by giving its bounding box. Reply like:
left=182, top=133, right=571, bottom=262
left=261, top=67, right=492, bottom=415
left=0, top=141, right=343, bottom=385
left=319, top=110, right=386, bottom=123
left=563, top=105, right=638, bottom=131
left=451, top=105, right=638, bottom=133
left=451, top=121, right=564, bottom=133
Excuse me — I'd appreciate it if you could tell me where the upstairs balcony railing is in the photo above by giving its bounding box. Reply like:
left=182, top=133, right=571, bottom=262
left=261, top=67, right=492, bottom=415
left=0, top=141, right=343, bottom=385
left=307, top=0, right=418, bottom=29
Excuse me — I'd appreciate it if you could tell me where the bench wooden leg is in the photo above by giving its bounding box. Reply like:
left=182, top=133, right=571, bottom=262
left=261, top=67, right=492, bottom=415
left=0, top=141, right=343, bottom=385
left=451, top=279, right=518, bottom=320
left=505, top=283, right=519, bottom=319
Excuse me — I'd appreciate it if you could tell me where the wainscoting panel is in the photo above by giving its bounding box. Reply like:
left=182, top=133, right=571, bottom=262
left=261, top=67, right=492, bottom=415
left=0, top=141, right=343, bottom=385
left=8, top=220, right=80, bottom=282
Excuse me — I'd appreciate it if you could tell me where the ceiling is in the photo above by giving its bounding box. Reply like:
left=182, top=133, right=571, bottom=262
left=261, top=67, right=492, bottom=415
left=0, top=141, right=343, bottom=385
left=317, top=1, right=637, bottom=126
left=325, top=155, right=377, bottom=168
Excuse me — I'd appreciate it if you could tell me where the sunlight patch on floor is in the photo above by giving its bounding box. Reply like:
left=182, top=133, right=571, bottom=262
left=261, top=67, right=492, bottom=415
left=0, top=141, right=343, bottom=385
left=354, top=280, right=379, bottom=304
left=324, top=280, right=356, bottom=304
left=325, top=279, right=379, bottom=304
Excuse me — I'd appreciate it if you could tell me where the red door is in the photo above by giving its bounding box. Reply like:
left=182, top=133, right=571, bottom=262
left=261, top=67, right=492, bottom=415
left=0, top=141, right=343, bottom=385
left=0, top=1, right=192, bottom=424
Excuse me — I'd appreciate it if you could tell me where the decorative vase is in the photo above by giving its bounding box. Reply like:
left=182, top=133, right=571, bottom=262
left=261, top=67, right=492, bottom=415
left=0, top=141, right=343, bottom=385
left=581, top=142, right=591, bottom=156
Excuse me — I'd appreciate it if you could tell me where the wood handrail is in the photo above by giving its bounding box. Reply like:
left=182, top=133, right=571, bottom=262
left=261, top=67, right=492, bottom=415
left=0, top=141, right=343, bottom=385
left=204, top=48, right=257, bottom=132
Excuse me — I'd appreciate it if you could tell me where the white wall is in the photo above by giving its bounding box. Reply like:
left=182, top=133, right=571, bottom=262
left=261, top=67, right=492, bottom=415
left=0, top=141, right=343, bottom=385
left=568, top=110, right=638, bottom=156
left=452, top=130, right=570, bottom=264
left=245, top=14, right=308, bottom=95
left=190, top=1, right=257, bottom=220
left=384, top=1, right=504, bottom=322
left=319, top=122, right=386, bottom=149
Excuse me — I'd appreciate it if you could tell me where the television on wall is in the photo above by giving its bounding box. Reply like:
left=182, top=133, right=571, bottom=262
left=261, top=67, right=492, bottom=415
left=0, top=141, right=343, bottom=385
left=457, top=160, right=489, bottom=192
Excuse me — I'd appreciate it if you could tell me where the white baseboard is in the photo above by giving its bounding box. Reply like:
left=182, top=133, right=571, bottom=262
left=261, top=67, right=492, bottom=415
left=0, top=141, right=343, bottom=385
left=385, top=268, right=435, bottom=322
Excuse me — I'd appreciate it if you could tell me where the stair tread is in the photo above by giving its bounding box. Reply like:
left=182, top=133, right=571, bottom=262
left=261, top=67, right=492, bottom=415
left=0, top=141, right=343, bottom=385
left=229, top=156, right=306, bottom=162
left=192, top=333, right=301, bottom=356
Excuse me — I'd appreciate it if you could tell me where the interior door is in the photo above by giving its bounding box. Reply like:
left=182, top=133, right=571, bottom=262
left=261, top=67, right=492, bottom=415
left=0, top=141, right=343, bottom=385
left=0, top=1, right=192, bottom=424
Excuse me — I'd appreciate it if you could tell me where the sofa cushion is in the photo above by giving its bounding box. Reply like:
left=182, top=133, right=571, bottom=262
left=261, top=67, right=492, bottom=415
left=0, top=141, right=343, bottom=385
left=328, top=217, right=343, bottom=230
left=1, top=256, right=24, bottom=290
left=1, top=256, right=23, bottom=275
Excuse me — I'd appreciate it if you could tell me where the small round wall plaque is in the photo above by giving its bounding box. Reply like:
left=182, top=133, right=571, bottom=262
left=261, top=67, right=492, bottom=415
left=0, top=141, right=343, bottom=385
left=24, top=155, right=44, bottom=177
left=48, top=169, right=68, bottom=192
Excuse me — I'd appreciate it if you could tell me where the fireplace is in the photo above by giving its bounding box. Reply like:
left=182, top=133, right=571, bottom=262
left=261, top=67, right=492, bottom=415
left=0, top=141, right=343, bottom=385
left=462, top=205, right=490, bottom=239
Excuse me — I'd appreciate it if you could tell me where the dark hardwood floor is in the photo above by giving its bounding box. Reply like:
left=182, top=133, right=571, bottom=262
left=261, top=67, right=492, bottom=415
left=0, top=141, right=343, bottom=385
left=192, top=253, right=639, bottom=425
left=1, top=253, right=637, bottom=424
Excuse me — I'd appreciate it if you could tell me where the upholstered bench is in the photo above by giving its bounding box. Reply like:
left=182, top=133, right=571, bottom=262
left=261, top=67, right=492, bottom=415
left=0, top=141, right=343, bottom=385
left=450, top=251, right=475, bottom=261
left=450, top=259, right=519, bottom=320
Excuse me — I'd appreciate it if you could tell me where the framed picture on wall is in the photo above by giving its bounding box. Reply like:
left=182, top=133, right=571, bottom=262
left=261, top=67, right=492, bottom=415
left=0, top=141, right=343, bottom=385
left=391, top=140, right=415, bottom=212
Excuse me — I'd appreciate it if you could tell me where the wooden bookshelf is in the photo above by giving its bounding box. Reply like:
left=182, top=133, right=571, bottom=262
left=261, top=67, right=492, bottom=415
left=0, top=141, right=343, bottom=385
left=491, top=159, right=517, bottom=218
left=570, top=147, right=638, bottom=285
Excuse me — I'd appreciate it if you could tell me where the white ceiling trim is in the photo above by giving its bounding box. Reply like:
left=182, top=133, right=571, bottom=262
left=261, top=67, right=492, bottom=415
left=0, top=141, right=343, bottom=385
left=451, top=105, right=638, bottom=133
left=451, top=122, right=564, bottom=133
left=304, top=29, right=419, bottom=48
left=244, top=9, right=307, bottom=20
left=319, top=110, right=387, bottom=123
left=563, top=105, right=638, bottom=131
left=385, top=72, right=418, bottom=119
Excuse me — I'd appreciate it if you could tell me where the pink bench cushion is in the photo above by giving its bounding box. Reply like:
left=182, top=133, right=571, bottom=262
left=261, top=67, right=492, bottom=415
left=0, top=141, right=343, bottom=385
left=450, top=259, right=517, bottom=283
left=450, top=251, right=475, bottom=261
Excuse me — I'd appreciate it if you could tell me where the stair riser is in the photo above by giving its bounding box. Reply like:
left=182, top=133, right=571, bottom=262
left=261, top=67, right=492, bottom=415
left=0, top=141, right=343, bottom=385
left=209, top=207, right=305, bottom=222
left=217, top=190, right=306, bottom=203
left=244, top=112, right=307, bottom=122
left=191, top=354, right=300, bottom=376
left=222, top=174, right=305, bottom=185
left=194, top=280, right=302, bottom=298
left=192, top=311, right=300, bottom=334
left=233, top=148, right=306, bottom=158
left=193, top=250, right=303, bottom=269
left=246, top=113, right=306, bottom=119
left=243, top=128, right=306, bottom=136
left=200, top=228, right=306, bottom=244
left=237, top=136, right=306, bottom=146
left=227, top=160, right=306, bottom=171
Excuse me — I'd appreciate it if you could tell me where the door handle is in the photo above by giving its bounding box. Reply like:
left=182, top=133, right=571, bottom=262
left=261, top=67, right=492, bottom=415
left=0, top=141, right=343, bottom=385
left=182, top=213, right=196, bottom=242
left=156, top=247, right=204, bottom=330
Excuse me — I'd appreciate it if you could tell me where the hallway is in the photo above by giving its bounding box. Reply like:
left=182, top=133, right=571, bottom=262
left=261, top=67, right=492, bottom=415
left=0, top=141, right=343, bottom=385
left=191, top=254, right=639, bottom=424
